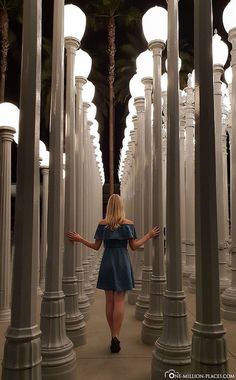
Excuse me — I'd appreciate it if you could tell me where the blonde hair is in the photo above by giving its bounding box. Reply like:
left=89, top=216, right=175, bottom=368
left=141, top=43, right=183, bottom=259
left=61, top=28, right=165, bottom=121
left=105, top=194, right=125, bottom=230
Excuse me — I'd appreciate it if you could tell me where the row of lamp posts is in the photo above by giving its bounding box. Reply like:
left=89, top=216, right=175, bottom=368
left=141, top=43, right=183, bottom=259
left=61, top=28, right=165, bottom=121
left=0, top=1, right=104, bottom=380
left=120, top=0, right=236, bottom=378
left=1, top=0, right=236, bottom=379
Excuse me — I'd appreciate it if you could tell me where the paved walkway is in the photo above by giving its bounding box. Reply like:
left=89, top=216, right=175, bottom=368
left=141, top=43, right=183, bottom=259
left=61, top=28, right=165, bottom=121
left=74, top=288, right=236, bottom=380
left=0, top=287, right=236, bottom=379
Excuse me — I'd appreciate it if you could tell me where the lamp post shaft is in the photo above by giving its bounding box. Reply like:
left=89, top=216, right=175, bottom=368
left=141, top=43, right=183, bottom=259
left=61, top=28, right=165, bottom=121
left=152, top=1, right=191, bottom=377
left=39, top=166, right=49, bottom=291
left=135, top=87, right=153, bottom=322
left=213, top=65, right=230, bottom=292
left=40, top=3, right=77, bottom=378
left=82, top=102, right=94, bottom=303
left=2, top=1, right=42, bottom=378
left=222, top=27, right=236, bottom=319
left=142, top=42, right=166, bottom=344
left=63, top=38, right=86, bottom=346
left=191, top=0, right=227, bottom=372
left=75, top=77, right=90, bottom=320
left=127, top=114, right=144, bottom=306
left=183, top=81, right=196, bottom=290
left=0, top=127, right=15, bottom=322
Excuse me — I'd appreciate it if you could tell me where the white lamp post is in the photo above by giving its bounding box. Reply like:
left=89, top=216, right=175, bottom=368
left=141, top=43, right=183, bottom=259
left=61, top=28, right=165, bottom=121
left=40, top=4, right=77, bottom=378
left=0, top=103, right=19, bottom=322
left=74, top=48, right=91, bottom=321
left=191, top=0, right=227, bottom=374
left=39, top=150, right=49, bottom=292
left=82, top=100, right=94, bottom=303
left=152, top=1, right=191, bottom=377
left=221, top=0, right=236, bottom=320
left=183, top=73, right=196, bottom=290
left=212, top=31, right=230, bottom=292
left=63, top=3, right=86, bottom=346
left=179, top=90, right=187, bottom=274
left=161, top=73, right=168, bottom=250
left=2, top=2, right=42, bottom=378
left=141, top=6, right=168, bottom=344
left=127, top=76, right=145, bottom=307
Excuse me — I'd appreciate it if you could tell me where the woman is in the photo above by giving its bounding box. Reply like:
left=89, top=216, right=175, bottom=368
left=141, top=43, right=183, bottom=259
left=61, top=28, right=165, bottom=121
left=67, top=194, right=160, bottom=353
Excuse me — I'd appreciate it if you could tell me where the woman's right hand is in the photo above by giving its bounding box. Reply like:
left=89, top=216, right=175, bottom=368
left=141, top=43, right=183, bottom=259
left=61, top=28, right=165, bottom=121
left=148, top=226, right=160, bottom=239
left=67, top=231, right=82, bottom=242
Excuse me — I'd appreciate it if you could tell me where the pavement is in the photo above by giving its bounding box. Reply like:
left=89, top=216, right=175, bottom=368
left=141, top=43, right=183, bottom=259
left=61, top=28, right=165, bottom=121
left=0, top=287, right=235, bottom=379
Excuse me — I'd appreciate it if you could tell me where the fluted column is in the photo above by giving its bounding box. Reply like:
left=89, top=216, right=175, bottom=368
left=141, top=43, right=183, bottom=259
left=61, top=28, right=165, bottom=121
left=0, top=127, right=15, bottom=322
left=162, top=91, right=167, bottom=250
left=135, top=88, right=152, bottom=321
left=183, top=77, right=196, bottom=289
left=142, top=40, right=166, bottom=344
left=82, top=102, right=94, bottom=303
left=39, top=166, right=49, bottom=291
left=152, top=1, right=191, bottom=377
left=213, top=64, right=230, bottom=292
left=75, top=77, right=90, bottom=320
left=40, top=2, right=76, bottom=378
left=2, top=1, right=42, bottom=378
left=221, top=102, right=230, bottom=257
left=62, top=37, right=86, bottom=347
left=128, top=100, right=145, bottom=306
left=222, top=27, right=236, bottom=320
left=191, top=0, right=227, bottom=373
left=179, top=91, right=187, bottom=268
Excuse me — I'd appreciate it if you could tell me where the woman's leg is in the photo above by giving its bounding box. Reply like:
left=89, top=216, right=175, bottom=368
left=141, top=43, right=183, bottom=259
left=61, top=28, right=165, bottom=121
left=105, top=291, right=114, bottom=337
left=112, top=291, right=126, bottom=338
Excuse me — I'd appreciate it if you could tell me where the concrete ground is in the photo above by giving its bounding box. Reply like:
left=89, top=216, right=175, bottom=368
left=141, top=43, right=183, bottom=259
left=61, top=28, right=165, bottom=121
left=0, top=287, right=235, bottom=379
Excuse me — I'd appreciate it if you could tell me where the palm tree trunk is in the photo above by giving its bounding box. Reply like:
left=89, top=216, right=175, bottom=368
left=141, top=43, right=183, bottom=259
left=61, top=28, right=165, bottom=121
left=108, top=15, right=115, bottom=195
left=0, top=7, right=9, bottom=102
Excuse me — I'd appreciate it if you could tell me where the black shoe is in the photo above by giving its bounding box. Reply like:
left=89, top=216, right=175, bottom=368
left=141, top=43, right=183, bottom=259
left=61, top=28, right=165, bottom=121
left=110, top=337, right=121, bottom=353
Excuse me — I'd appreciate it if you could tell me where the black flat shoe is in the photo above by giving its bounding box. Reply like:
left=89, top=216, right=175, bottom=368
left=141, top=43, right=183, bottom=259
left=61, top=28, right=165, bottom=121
left=110, top=337, right=121, bottom=353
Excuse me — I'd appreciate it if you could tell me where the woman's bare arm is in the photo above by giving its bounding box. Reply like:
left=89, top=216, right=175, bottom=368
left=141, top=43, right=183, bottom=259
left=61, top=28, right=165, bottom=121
left=67, top=232, right=102, bottom=251
left=129, top=226, right=160, bottom=251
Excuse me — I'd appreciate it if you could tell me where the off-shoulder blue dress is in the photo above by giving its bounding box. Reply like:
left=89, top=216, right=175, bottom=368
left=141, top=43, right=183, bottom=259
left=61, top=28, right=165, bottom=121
left=94, top=223, right=137, bottom=291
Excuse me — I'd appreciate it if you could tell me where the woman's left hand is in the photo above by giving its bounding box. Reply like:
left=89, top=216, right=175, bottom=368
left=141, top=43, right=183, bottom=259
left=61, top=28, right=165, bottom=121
left=67, top=231, right=81, bottom=242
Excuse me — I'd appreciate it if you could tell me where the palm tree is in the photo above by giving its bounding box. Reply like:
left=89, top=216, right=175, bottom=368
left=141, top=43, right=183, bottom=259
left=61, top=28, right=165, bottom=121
left=0, top=0, right=21, bottom=102
left=68, top=0, right=142, bottom=195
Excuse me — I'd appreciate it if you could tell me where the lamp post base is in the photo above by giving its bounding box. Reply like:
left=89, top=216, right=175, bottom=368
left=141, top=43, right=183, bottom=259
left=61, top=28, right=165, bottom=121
left=191, top=321, right=228, bottom=373
left=221, top=287, right=236, bottom=320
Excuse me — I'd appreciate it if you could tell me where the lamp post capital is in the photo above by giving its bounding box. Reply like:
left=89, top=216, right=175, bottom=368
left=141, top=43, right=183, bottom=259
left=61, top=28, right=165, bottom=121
left=64, top=37, right=80, bottom=52
left=148, top=39, right=165, bottom=54
left=75, top=76, right=87, bottom=89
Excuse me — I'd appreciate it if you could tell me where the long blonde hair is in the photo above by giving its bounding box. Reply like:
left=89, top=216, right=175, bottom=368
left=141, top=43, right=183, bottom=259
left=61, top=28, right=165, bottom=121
left=105, top=194, right=125, bottom=230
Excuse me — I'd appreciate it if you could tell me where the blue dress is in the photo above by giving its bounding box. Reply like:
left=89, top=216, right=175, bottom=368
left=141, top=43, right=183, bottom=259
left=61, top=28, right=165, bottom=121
left=94, top=223, right=137, bottom=291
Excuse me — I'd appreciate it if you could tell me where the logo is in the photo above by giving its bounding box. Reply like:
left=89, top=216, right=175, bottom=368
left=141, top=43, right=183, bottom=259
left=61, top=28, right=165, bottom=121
left=165, top=369, right=181, bottom=379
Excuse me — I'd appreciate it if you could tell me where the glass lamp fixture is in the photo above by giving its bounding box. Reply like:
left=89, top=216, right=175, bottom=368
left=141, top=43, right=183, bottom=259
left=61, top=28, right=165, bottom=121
left=136, top=49, right=153, bottom=79
left=161, top=73, right=168, bottom=92
left=82, top=80, right=95, bottom=103
left=87, top=102, right=97, bottom=121
left=92, top=134, right=100, bottom=147
left=223, top=0, right=236, bottom=33
left=225, top=66, right=232, bottom=84
left=165, top=57, right=182, bottom=72
left=129, top=73, right=145, bottom=98
left=90, top=120, right=99, bottom=136
left=212, top=31, right=228, bottom=66
left=142, top=6, right=168, bottom=44
left=75, top=49, right=92, bottom=78
left=39, top=140, right=47, bottom=161
left=128, top=98, right=136, bottom=116
left=64, top=4, right=86, bottom=42
left=126, top=114, right=134, bottom=131
left=0, top=102, right=20, bottom=130
left=40, top=150, right=50, bottom=167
